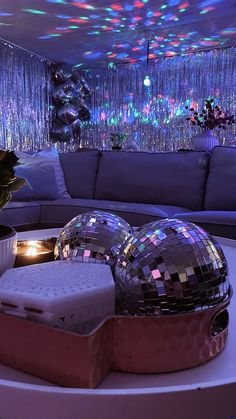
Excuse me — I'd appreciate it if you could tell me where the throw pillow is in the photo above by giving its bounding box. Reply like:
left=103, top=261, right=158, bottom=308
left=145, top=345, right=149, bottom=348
left=16, top=148, right=71, bottom=199
left=12, top=164, right=60, bottom=201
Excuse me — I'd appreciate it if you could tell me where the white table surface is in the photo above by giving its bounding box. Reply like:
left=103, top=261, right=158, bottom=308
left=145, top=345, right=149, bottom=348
left=1, top=232, right=235, bottom=419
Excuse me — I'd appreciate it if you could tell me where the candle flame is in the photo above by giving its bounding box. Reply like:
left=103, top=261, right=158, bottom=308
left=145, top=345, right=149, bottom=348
left=25, top=247, right=38, bottom=256
left=24, top=241, right=41, bottom=256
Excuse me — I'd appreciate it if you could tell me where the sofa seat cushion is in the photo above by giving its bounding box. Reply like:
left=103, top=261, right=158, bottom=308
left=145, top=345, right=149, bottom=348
left=95, top=151, right=209, bottom=210
left=204, top=146, right=236, bottom=210
left=59, top=152, right=100, bottom=199
left=0, top=202, right=41, bottom=228
left=175, top=210, right=236, bottom=225
left=174, top=210, right=236, bottom=239
left=40, top=199, right=169, bottom=227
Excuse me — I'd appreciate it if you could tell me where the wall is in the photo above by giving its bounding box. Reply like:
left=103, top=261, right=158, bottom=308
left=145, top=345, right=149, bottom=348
left=0, top=40, right=52, bottom=151
left=80, top=47, right=236, bottom=152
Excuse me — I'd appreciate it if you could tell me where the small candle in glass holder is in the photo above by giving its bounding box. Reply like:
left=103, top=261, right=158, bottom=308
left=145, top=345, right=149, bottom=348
left=14, top=240, right=55, bottom=267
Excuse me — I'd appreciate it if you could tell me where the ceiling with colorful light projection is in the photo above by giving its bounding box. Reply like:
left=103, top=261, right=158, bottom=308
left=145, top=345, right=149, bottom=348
left=0, top=0, right=235, bottom=68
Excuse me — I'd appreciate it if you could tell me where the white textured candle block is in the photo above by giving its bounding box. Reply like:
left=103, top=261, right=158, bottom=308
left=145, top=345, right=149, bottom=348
left=0, top=261, right=115, bottom=334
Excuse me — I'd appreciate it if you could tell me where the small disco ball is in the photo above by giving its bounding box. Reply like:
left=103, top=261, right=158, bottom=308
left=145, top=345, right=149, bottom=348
left=115, top=218, right=231, bottom=316
left=54, top=211, right=132, bottom=267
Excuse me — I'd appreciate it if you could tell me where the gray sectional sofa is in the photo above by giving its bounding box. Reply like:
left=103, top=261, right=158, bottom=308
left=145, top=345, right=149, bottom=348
left=1, top=146, right=236, bottom=239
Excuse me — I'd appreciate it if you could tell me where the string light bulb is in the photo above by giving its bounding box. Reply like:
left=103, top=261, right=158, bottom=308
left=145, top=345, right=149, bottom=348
left=143, top=38, right=151, bottom=87
left=143, top=75, right=151, bottom=86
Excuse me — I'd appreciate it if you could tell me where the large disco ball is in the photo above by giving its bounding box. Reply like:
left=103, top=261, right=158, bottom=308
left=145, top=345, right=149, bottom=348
left=115, top=218, right=231, bottom=316
left=55, top=211, right=132, bottom=267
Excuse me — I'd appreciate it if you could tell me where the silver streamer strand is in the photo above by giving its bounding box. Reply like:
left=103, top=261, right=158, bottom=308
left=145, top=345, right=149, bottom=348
left=0, top=40, right=52, bottom=151
left=80, top=47, right=236, bottom=152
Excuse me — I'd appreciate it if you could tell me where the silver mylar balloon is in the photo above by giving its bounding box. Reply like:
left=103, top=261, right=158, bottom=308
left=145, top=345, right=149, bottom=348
left=58, top=104, right=78, bottom=124
left=54, top=68, right=72, bottom=83
left=51, top=122, right=72, bottom=142
left=62, top=80, right=75, bottom=101
left=54, top=211, right=133, bottom=267
left=53, top=86, right=68, bottom=104
left=115, top=219, right=231, bottom=316
left=79, top=78, right=92, bottom=98
left=71, top=96, right=82, bottom=110
left=61, top=69, right=73, bottom=82
left=72, top=118, right=80, bottom=141
left=71, top=70, right=80, bottom=84
left=54, top=69, right=66, bottom=83
left=78, top=104, right=90, bottom=121
left=72, top=117, right=80, bottom=131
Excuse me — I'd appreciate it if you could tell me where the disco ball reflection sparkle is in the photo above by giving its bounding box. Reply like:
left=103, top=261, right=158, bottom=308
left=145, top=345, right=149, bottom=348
left=55, top=211, right=132, bottom=266
left=115, top=219, right=231, bottom=316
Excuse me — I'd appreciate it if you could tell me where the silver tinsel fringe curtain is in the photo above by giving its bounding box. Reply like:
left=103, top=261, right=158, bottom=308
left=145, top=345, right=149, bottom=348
left=80, top=47, right=236, bottom=152
left=0, top=40, right=52, bottom=151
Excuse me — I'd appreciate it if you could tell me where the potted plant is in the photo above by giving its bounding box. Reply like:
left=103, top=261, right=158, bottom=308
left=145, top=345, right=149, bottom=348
left=110, top=133, right=127, bottom=151
left=0, top=150, right=26, bottom=276
left=185, top=98, right=235, bottom=151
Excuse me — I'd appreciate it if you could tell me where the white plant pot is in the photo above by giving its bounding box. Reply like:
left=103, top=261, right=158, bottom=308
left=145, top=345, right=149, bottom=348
left=0, top=225, right=17, bottom=277
left=193, top=130, right=219, bottom=151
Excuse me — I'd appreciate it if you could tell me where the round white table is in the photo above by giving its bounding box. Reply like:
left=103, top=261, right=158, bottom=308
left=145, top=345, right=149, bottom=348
left=0, top=232, right=235, bottom=419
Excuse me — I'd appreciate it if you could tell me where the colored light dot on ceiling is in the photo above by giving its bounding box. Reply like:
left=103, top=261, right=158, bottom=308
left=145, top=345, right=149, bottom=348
left=160, top=4, right=167, bottom=9
left=222, top=27, right=236, bottom=34
left=85, top=5, right=95, bottom=10
left=73, top=63, right=83, bottom=68
left=125, top=4, right=134, bottom=11
left=23, top=9, right=47, bottom=14
left=73, top=2, right=95, bottom=10
left=134, top=1, right=145, bottom=8
left=57, top=14, right=72, bottom=18
left=69, top=25, right=79, bottom=28
left=47, top=0, right=66, bottom=3
left=0, top=22, right=11, bottom=26
left=80, top=16, right=89, bottom=19
left=168, top=0, right=180, bottom=5
left=0, top=12, right=12, bottom=16
left=111, top=3, right=123, bottom=10
left=179, top=8, right=186, bottom=12
left=179, top=2, right=189, bottom=7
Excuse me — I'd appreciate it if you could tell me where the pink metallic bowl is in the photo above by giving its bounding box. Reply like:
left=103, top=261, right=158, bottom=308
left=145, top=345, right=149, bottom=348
left=0, top=299, right=230, bottom=388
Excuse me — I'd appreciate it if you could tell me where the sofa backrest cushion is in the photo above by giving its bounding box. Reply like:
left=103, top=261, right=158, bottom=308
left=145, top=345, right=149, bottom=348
left=59, top=151, right=101, bottom=199
left=204, top=146, right=236, bottom=210
left=95, top=151, right=209, bottom=210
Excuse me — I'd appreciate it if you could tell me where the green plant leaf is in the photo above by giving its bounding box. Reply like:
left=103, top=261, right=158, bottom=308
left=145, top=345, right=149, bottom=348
left=0, top=188, right=10, bottom=210
left=7, top=177, right=26, bottom=192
